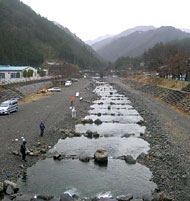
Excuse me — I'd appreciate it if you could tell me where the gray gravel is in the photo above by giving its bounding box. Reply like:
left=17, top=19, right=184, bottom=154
left=108, top=77, right=190, bottom=201
left=0, top=78, right=96, bottom=182
left=1, top=77, right=190, bottom=201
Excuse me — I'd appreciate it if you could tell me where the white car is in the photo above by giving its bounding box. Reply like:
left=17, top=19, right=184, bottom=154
left=65, top=81, right=72, bottom=86
left=0, top=99, right=18, bottom=115
left=48, top=87, right=61, bottom=92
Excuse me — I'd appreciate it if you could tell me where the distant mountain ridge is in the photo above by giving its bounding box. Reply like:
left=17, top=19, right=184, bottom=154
left=180, top=28, right=190, bottom=34
left=90, top=26, right=155, bottom=51
left=86, top=34, right=114, bottom=46
left=96, top=26, right=190, bottom=61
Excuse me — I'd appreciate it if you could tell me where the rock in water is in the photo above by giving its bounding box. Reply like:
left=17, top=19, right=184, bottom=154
left=94, top=149, right=108, bottom=163
left=94, top=119, right=102, bottom=125
left=86, top=130, right=93, bottom=138
left=93, top=132, right=100, bottom=138
left=116, top=194, right=133, bottom=201
left=37, top=195, right=54, bottom=200
left=124, top=155, right=136, bottom=164
left=53, top=152, right=62, bottom=160
left=60, top=193, right=74, bottom=201
left=137, top=152, right=147, bottom=161
left=79, top=155, right=90, bottom=162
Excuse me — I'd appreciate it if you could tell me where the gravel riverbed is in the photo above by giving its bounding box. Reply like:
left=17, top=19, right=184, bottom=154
left=0, top=79, right=97, bottom=183
left=109, top=78, right=190, bottom=201
left=0, top=77, right=189, bottom=201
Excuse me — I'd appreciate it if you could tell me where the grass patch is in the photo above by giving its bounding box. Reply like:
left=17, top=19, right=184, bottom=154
left=19, top=91, right=52, bottom=105
left=129, top=75, right=189, bottom=91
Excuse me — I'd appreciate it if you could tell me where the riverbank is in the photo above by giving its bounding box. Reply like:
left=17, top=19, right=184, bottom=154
left=1, top=77, right=190, bottom=201
left=109, top=78, right=190, bottom=201
left=0, top=79, right=97, bottom=183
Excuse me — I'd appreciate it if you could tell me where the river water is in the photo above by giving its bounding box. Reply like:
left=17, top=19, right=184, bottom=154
left=17, top=81, right=156, bottom=199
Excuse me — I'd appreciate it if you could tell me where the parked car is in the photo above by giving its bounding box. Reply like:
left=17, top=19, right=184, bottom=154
left=0, top=99, right=18, bottom=115
left=47, top=87, right=61, bottom=92
left=65, top=81, right=72, bottom=86
left=71, top=78, right=79, bottom=82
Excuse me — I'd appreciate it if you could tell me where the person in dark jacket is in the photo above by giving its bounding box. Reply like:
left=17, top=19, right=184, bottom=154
left=40, top=121, right=45, bottom=137
left=20, top=139, right=27, bottom=162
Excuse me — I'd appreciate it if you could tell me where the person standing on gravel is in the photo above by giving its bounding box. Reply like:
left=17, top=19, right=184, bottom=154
left=20, top=139, right=27, bottom=162
left=40, top=121, right=45, bottom=137
left=71, top=96, right=75, bottom=107
left=72, top=107, right=76, bottom=119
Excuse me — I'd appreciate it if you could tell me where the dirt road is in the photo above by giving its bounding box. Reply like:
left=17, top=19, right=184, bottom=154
left=0, top=78, right=95, bottom=182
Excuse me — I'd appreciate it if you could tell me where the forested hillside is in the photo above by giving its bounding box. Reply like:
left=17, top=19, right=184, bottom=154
left=97, top=26, right=190, bottom=62
left=114, top=38, right=190, bottom=80
left=0, top=0, right=104, bottom=68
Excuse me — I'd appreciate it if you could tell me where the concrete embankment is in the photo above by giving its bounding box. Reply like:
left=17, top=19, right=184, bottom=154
left=0, top=80, right=53, bottom=101
left=122, top=78, right=190, bottom=115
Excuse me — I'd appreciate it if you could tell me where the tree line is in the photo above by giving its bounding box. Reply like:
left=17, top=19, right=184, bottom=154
left=114, top=38, right=190, bottom=80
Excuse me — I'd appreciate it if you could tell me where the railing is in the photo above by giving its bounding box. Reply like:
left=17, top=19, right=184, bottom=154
left=0, top=76, right=56, bottom=85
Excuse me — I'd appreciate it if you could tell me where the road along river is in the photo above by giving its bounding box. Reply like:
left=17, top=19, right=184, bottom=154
left=17, top=81, right=156, bottom=199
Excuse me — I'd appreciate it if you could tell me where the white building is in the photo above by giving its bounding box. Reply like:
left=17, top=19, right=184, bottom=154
left=0, top=66, right=37, bottom=82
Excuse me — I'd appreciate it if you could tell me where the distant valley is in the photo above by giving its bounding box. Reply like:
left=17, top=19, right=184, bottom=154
left=86, top=26, right=190, bottom=62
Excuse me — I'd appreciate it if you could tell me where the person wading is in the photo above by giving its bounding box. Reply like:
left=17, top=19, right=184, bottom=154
left=20, top=139, right=27, bottom=162
left=40, top=121, right=45, bottom=137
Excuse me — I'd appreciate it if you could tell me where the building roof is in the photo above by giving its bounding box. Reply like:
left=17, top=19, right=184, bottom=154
left=0, top=66, right=31, bottom=71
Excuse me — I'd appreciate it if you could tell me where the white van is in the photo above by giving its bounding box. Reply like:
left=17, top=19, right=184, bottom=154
left=0, top=99, right=18, bottom=115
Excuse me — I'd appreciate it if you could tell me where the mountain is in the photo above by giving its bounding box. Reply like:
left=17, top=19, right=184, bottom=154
left=96, top=26, right=190, bottom=62
left=91, top=26, right=155, bottom=51
left=117, top=25, right=155, bottom=38
left=180, top=28, right=190, bottom=34
left=85, top=34, right=114, bottom=46
left=0, top=0, right=104, bottom=68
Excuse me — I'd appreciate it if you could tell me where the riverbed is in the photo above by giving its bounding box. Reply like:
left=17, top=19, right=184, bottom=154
left=17, top=81, right=156, bottom=199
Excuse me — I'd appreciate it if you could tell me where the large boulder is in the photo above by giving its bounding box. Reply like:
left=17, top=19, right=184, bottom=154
left=93, top=132, right=100, bottom=138
left=124, top=155, right=136, bottom=164
left=137, top=152, right=147, bottom=161
left=142, top=194, right=154, bottom=201
left=4, top=180, right=19, bottom=195
left=94, top=119, right=102, bottom=125
left=60, top=193, right=74, bottom=201
left=70, top=131, right=82, bottom=137
left=53, top=152, right=62, bottom=160
left=116, top=194, right=133, bottom=201
left=81, top=119, right=93, bottom=124
left=79, top=155, right=90, bottom=162
left=94, top=149, right=108, bottom=163
left=85, top=131, right=100, bottom=138
left=37, top=195, right=54, bottom=200
left=86, top=130, right=93, bottom=138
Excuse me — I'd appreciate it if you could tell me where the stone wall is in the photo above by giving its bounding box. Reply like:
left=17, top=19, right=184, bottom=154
left=0, top=81, right=53, bottom=102
left=123, top=79, right=190, bottom=115
left=17, top=81, right=52, bottom=95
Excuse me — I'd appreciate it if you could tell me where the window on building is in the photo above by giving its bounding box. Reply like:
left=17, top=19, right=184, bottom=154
left=0, top=73, right=5, bottom=79
left=11, top=73, right=17, bottom=78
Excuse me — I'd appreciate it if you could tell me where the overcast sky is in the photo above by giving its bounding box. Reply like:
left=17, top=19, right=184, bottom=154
left=21, top=0, right=190, bottom=41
